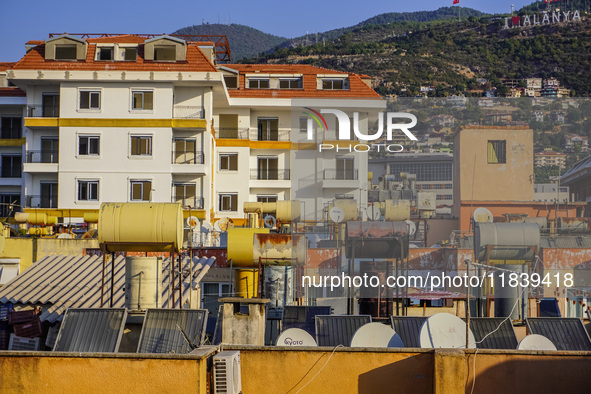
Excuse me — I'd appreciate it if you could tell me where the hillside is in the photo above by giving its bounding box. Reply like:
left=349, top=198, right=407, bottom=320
left=173, top=24, right=287, bottom=60
left=246, top=15, right=591, bottom=96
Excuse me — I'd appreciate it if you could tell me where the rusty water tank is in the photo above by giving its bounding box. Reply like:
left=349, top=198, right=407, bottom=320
left=227, top=228, right=270, bottom=267
left=98, top=203, right=183, bottom=251
left=474, top=223, right=540, bottom=261
left=253, top=234, right=307, bottom=266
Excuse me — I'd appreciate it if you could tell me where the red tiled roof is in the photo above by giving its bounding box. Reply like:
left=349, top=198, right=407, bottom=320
left=0, top=62, right=16, bottom=71
left=223, top=64, right=381, bottom=99
left=12, top=36, right=217, bottom=72
left=0, top=87, right=26, bottom=97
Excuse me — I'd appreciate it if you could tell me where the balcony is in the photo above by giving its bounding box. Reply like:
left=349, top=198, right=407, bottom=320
left=173, top=196, right=204, bottom=210
left=25, top=195, right=58, bottom=209
left=215, top=128, right=249, bottom=139
left=171, top=150, right=205, bottom=175
left=23, top=150, right=59, bottom=173
left=323, top=169, right=360, bottom=189
left=173, top=106, right=204, bottom=119
left=249, top=169, right=291, bottom=189
left=250, top=128, right=290, bottom=142
left=24, top=105, right=59, bottom=128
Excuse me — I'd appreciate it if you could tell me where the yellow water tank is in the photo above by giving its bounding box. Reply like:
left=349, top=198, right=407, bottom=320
left=234, top=269, right=259, bottom=298
left=98, top=203, right=183, bottom=251
left=227, top=228, right=270, bottom=267
left=334, top=199, right=358, bottom=221
left=276, top=201, right=300, bottom=222
left=84, top=212, right=100, bottom=223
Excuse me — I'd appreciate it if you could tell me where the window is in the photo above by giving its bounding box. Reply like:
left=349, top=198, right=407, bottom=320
left=219, top=193, right=238, bottom=212
left=174, top=139, right=198, bottom=164
left=299, top=116, right=310, bottom=133
left=202, top=282, right=232, bottom=316
left=1, top=117, right=22, bottom=139
left=130, top=180, right=152, bottom=201
left=322, top=78, right=347, bottom=90
left=219, top=153, right=238, bottom=171
left=257, top=156, right=279, bottom=180
left=97, top=47, right=114, bottom=61
left=487, top=140, right=506, bottom=164
left=257, top=195, right=277, bottom=203
left=279, top=78, right=301, bottom=89
left=433, top=184, right=443, bottom=190
left=55, top=45, right=77, bottom=60
left=78, top=180, right=99, bottom=201
left=336, top=157, right=355, bottom=180
left=224, top=75, right=238, bottom=89
left=444, top=184, right=453, bottom=189
left=1, top=155, right=21, bottom=178
left=0, top=194, right=20, bottom=217
left=79, top=90, right=100, bottom=110
left=78, top=135, right=100, bottom=156
left=154, top=46, right=176, bottom=61
left=42, top=94, right=60, bottom=117
left=132, top=90, right=153, bottom=110
left=40, top=183, right=58, bottom=208
left=248, top=79, right=269, bottom=89
left=122, top=47, right=137, bottom=61
left=257, top=118, right=279, bottom=141
left=388, top=162, right=452, bottom=182
left=130, top=136, right=152, bottom=156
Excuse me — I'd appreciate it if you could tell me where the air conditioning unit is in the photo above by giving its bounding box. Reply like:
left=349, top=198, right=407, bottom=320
left=213, top=350, right=242, bottom=394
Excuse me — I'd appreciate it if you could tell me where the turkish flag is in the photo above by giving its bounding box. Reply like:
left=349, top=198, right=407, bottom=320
left=453, top=0, right=459, bottom=3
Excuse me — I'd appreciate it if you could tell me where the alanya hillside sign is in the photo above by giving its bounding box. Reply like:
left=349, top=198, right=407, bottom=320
left=504, top=10, right=582, bottom=29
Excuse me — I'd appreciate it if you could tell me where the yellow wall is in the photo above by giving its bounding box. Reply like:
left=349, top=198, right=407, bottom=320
left=0, top=352, right=209, bottom=393
left=0, top=238, right=99, bottom=272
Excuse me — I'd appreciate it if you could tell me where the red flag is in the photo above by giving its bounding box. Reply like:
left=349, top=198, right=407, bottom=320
left=453, top=0, right=459, bottom=3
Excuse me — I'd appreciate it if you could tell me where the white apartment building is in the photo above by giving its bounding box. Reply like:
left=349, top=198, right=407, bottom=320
left=5, top=34, right=385, bottom=226
left=0, top=63, right=26, bottom=217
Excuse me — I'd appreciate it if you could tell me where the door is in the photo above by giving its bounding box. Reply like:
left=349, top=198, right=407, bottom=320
left=257, top=118, right=278, bottom=141
left=41, top=138, right=59, bottom=163
left=257, top=157, right=278, bottom=180
left=40, top=182, right=58, bottom=208
left=336, top=158, right=355, bottom=180
left=174, top=139, right=197, bottom=164
left=42, top=94, right=59, bottom=117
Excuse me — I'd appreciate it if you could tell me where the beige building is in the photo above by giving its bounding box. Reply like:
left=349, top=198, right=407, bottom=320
left=534, top=149, right=567, bottom=169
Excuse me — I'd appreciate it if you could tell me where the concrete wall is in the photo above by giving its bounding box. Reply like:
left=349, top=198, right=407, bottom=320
left=0, top=351, right=210, bottom=393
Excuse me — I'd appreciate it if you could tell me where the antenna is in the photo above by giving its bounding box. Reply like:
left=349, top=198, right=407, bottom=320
left=329, top=206, right=345, bottom=223
left=405, top=220, right=416, bottom=236
left=350, top=323, right=404, bottom=348
left=366, top=205, right=381, bottom=221
left=216, top=217, right=234, bottom=232
left=419, top=313, right=476, bottom=349
left=517, top=334, right=557, bottom=351
left=275, top=328, right=318, bottom=347
left=186, top=216, right=199, bottom=229
left=473, top=207, right=494, bottom=223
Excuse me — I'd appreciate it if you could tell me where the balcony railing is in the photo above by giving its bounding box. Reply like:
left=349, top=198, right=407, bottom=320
left=26, top=150, right=59, bottom=164
left=173, top=106, right=204, bottom=119
left=250, top=169, right=291, bottom=180
left=173, top=196, right=204, bottom=209
left=27, top=105, right=59, bottom=118
left=324, top=169, right=359, bottom=181
left=25, top=195, right=58, bottom=208
left=172, top=151, right=204, bottom=164
left=250, top=128, right=291, bottom=141
left=215, top=127, right=250, bottom=139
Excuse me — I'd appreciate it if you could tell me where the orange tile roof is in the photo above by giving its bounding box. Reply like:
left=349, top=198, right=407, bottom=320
left=0, top=87, right=26, bottom=97
left=223, top=64, right=381, bottom=99
left=0, top=62, right=16, bottom=71
left=12, top=36, right=217, bottom=73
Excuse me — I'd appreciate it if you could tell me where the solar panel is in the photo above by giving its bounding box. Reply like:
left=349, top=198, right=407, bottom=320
left=282, top=306, right=332, bottom=335
left=465, top=317, right=518, bottom=349
left=390, top=316, right=427, bottom=348
left=53, top=308, right=127, bottom=352
left=526, top=317, right=591, bottom=351
left=137, top=309, right=208, bottom=354
left=315, top=315, right=371, bottom=347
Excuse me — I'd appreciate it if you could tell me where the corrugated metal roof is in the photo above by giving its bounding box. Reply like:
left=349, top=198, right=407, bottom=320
left=53, top=308, right=126, bottom=352
left=282, top=306, right=332, bottom=336
left=465, top=317, right=518, bottom=350
left=390, top=316, right=427, bottom=348
left=315, top=315, right=371, bottom=347
left=137, top=309, right=207, bottom=354
left=0, top=255, right=215, bottom=323
left=526, top=317, right=591, bottom=351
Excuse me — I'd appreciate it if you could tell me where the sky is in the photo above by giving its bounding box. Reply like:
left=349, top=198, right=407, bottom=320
left=0, top=0, right=535, bottom=62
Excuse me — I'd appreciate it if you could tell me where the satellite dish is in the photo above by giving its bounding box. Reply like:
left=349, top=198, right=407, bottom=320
left=366, top=205, right=381, bottom=221
left=201, top=222, right=213, bottom=234
left=216, top=217, right=234, bottom=232
left=264, top=215, right=277, bottom=228
left=350, top=322, right=404, bottom=348
left=473, top=207, right=494, bottom=223
left=405, top=220, right=416, bottom=236
left=275, top=328, right=317, bottom=347
left=419, top=313, right=476, bottom=349
left=329, top=206, right=345, bottom=223
left=186, top=216, right=199, bottom=229
left=517, top=334, right=557, bottom=351
left=57, top=233, right=73, bottom=239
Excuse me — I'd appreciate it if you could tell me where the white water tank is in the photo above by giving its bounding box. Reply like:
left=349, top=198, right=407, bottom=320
left=125, top=257, right=163, bottom=310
